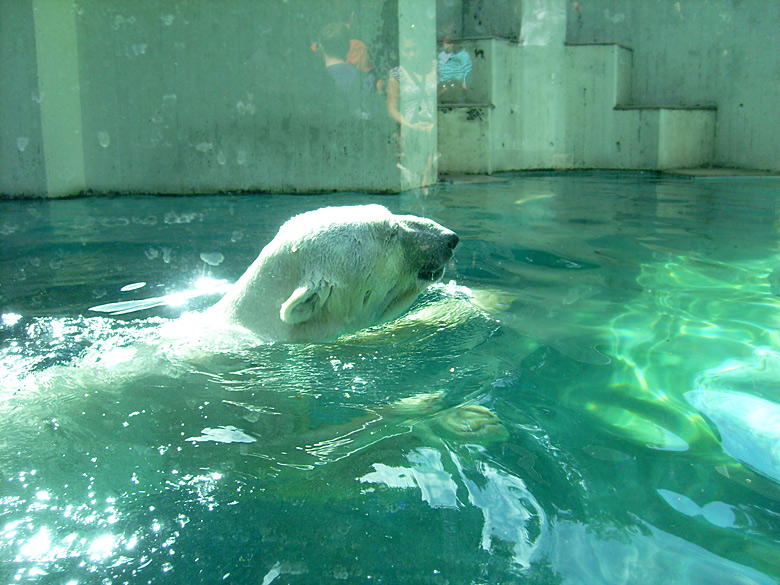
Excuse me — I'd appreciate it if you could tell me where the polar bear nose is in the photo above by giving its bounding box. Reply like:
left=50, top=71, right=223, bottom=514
left=446, top=233, right=459, bottom=249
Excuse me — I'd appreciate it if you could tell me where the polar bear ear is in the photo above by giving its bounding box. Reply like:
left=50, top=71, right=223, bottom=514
left=279, top=282, right=332, bottom=324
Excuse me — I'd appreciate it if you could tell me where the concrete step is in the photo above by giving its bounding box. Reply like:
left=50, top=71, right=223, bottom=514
left=612, top=106, right=716, bottom=170
left=438, top=104, right=494, bottom=173
left=436, top=39, right=717, bottom=173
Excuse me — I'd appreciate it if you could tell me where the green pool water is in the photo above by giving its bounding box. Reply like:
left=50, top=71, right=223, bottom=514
left=1, top=171, right=779, bottom=584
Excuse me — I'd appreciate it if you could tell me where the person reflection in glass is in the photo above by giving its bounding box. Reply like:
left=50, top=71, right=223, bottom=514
left=437, top=35, right=472, bottom=103
left=386, top=33, right=437, bottom=190
left=386, top=35, right=436, bottom=132
left=319, top=22, right=377, bottom=97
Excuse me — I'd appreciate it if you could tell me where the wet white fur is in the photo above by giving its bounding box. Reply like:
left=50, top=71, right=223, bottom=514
left=204, top=205, right=458, bottom=343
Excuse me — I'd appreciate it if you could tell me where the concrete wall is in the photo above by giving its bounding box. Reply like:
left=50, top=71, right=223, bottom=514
left=1, top=0, right=439, bottom=197
left=5, top=0, right=776, bottom=197
left=463, top=0, right=522, bottom=40
left=567, top=0, right=780, bottom=172
left=438, top=0, right=778, bottom=172
left=0, top=1, right=47, bottom=195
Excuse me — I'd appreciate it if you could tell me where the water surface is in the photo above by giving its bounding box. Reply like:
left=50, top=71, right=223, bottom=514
left=2, top=172, right=780, bottom=584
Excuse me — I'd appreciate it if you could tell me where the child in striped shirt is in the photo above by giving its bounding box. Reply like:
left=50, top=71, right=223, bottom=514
left=438, top=37, right=472, bottom=102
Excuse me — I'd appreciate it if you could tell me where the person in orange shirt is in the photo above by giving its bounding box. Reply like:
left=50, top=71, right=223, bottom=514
left=310, top=6, right=373, bottom=74
left=318, top=22, right=376, bottom=97
left=311, top=37, right=372, bottom=73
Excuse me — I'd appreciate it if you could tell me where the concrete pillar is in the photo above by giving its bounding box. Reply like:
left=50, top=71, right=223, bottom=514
left=0, top=0, right=47, bottom=196
left=32, top=0, right=86, bottom=197
left=516, top=0, right=569, bottom=168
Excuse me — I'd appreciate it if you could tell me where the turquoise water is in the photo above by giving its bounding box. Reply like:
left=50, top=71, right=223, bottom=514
left=1, top=172, right=780, bottom=584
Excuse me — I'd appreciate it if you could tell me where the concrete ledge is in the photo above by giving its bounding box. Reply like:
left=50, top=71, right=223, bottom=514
left=438, top=36, right=518, bottom=43
left=664, top=168, right=780, bottom=178
left=565, top=42, right=633, bottom=53
left=615, top=104, right=717, bottom=111
left=438, top=173, right=511, bottom=184
left=437, top=103, right=495, bottom=109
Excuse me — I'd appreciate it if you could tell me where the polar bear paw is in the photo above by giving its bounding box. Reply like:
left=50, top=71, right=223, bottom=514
left=433, top=404, right=508, bottom=441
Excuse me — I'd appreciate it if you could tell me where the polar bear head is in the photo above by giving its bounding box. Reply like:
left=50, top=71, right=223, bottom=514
left=208, top=204, right=459, bottom=342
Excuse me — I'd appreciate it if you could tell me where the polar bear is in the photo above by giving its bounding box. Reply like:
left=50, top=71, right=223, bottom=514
left=203, top=204, right=459, bottom=343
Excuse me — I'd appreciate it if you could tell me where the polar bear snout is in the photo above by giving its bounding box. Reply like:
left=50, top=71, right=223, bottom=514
left=413, top=229, right=459, bottom=282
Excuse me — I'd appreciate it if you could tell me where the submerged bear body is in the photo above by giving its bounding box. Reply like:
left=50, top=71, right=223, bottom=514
left=204, top=204, right=459, bottom=343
